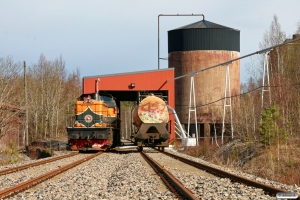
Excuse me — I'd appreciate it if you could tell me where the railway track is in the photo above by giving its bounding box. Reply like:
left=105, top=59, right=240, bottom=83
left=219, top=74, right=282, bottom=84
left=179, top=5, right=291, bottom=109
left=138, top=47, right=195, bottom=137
left=0, top=148, right=298, bottom=199
left=140, top=151, right=198, bottom=200
left=0, top=152, right=103, bottom=199
left=151, top=148, right=300, bottom=199
left=0, top=152, right=78, bottom=176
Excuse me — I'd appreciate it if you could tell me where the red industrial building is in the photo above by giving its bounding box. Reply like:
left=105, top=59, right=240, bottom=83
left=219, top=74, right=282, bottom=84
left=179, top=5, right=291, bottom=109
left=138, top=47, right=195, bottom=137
left=82, top=68, right=176, bottom=142
left=0, top=103, right=24, bottom=150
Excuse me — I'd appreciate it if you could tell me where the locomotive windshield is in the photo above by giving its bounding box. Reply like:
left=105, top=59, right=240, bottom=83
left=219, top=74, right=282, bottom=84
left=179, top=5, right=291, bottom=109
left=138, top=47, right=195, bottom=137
left=98, top=94, right=116, bottom=108
left=78, top=94, right=96, bottom=101
left=78, top=93, right=116, bottom=108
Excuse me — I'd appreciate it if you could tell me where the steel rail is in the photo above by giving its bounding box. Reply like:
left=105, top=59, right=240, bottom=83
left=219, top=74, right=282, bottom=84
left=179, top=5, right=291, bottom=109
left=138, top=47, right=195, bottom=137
left=140, top=152, right=181, bottom=198
left=159, top=149, right=300, bottom=198
left=0, top=152, right=103, bottom=199
left=0, top=152, right=79, bottom=176
left=140, top=151, right=198, bottom=200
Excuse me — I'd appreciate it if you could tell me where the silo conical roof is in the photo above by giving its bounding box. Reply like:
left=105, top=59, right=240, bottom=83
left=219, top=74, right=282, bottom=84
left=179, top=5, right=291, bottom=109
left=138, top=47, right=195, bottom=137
left=168, top=20, right=240, bottom=52
left=173, top=20, right=237, bottom=30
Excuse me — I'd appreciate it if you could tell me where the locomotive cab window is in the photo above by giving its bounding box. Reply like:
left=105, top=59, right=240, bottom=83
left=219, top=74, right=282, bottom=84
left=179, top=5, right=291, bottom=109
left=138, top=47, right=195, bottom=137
left=78, top=93, right=96, bottom=101
left=98, top=93, right=117, bottom=108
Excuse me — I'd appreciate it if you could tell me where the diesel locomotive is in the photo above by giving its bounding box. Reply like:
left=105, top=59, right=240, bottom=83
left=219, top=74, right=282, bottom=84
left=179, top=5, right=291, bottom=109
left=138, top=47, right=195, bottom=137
left=132, top=94, right=171, bottom=151
left=67, top=93, right=120, bottom=151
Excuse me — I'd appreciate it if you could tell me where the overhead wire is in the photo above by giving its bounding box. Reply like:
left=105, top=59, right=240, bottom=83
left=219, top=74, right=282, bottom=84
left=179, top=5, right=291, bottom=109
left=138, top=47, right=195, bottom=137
left=166, top=37, right=300, bottom=82
left=173, top=81, right=300, bottom=114
left=166, top=37, right=300, bottom=114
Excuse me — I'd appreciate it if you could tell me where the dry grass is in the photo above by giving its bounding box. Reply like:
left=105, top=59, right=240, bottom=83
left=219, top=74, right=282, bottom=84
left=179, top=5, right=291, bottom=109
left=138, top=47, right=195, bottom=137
left=0, top=153, right=11, bottom=166
left=172, top=139, right=183, bottom=150
left=181, top=140, right=219, bottom=158
left=180, top=138, right=300, bottom=186
left=243, top=144, right=300, bottom=185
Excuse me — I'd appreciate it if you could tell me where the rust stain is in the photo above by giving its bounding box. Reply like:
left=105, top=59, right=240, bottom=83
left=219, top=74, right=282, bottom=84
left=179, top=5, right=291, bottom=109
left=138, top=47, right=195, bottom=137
left=169, top=50, right=240, bottom=123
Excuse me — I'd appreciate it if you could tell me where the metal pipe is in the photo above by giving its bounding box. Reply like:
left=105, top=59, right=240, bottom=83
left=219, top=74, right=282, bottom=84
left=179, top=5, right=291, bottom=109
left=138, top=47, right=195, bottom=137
left=96, top=78, right=100, bottom=100
left=158, top=14, right=205, bottom=69
left=167, top=105, right=187, bottom=138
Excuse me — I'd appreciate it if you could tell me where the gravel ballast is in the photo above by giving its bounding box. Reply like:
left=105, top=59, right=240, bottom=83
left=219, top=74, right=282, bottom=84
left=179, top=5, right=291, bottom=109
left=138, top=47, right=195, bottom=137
left=6, top=152, right=176, bottom=200
left=1, top=148, right=299, bottom=199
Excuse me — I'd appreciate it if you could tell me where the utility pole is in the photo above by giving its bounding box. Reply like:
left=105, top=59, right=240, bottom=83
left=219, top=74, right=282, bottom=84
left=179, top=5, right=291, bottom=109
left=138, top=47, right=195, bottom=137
left=125, top=111, right=127, bottom=139
left=24, top=61, right=29, bottom=152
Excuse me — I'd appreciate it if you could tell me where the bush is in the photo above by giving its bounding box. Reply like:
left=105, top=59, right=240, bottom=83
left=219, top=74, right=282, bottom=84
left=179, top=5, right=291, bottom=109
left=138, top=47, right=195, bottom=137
left=260, top=104, right=288, bottom=147
left=4, top=140, right=20, bottom=164
left=38, top=148, right=52, bottom=159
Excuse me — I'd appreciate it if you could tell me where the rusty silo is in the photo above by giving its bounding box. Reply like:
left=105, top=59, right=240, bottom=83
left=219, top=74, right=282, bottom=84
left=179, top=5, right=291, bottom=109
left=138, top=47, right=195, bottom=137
left=168, top=19, right=240, bottom=138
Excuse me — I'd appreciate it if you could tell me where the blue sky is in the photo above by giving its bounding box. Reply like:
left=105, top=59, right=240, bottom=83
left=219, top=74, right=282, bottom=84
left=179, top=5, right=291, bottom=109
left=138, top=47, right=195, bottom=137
left=1, top=0, right=300, bottom=83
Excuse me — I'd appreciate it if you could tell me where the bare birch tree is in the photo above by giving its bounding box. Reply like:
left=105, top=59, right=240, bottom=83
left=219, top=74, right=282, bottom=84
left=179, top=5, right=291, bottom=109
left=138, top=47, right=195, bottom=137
left=27, top=55, right=81, bottom=141
left=259, top=15, right=286, bottom=50
left=296, top=20, right=300, bottom=34
left=0, top=57, right=23, bottom=139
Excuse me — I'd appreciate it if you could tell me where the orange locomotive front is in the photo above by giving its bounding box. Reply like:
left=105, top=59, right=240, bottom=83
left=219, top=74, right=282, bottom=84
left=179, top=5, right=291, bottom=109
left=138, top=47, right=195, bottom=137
left=67, top=94, right=120, bottom=151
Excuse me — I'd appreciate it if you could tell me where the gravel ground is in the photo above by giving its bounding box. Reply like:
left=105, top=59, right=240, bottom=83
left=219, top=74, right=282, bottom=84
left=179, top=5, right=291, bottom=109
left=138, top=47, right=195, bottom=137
left=165, top=147, right=300, bottom=196
left=0, top=153, right=90, bottom=191
left=0, top=151, right=71, bottom=171
left=6, top=152, right=176, bottom=200
left=145, top=149, right=278, bottom=199
left=1, top=148, right=299, bottom=199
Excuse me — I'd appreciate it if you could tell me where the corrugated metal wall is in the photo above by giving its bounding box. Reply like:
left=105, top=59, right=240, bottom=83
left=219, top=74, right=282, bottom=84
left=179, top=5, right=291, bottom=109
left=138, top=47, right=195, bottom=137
left=168, top=28, right=240, bottom=52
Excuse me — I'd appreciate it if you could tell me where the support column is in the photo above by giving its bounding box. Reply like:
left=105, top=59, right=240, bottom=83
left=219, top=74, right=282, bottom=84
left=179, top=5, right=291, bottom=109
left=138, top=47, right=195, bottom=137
left=204, top=123, right=210, bottom=143
left=187, top=76, right=199, bottom=145
left=222, top=64, right=233, bottom=144
left=261, top=52, right=271, bottom=112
